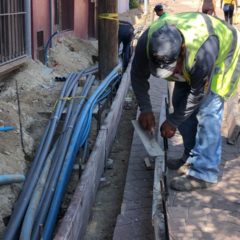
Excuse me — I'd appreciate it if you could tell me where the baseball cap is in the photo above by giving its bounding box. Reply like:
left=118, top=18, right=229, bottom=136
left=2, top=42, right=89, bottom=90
left=154, top=4, right=163, bottom=12
left=148, top=24, right=183, bottom=78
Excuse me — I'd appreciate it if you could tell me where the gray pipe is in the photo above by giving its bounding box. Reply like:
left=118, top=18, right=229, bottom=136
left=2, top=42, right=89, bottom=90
left=20, top=141, right=58, bottom=240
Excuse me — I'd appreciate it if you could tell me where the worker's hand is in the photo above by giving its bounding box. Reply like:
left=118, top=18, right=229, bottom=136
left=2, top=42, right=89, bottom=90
left=138, top=112, right=155, bottom=134
left=160, top=120, right=176, bottom=138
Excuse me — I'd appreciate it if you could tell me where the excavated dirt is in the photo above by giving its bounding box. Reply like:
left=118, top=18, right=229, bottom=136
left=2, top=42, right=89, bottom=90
left=0, top=36, right=97, bottom=235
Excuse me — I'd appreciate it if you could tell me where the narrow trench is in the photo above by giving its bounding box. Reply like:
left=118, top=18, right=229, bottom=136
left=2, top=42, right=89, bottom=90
left=84, top=96, right=137, bottom=240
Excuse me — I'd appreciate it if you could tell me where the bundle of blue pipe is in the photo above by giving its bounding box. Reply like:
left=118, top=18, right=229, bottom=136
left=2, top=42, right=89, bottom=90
left=4, top=63, right=122, bottom=240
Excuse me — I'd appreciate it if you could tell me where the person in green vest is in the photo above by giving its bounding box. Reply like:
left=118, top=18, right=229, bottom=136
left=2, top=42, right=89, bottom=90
left=131, top=12, right=240, bottom=191
left=154, top=4, right=168, bottom=19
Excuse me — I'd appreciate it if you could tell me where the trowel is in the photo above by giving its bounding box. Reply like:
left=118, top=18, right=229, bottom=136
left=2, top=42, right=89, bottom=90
left=131, top=120, right=163, bottom=157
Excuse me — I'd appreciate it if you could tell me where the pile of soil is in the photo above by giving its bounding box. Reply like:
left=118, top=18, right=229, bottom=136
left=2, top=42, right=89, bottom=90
left=48, top=36, right=97, bottom=75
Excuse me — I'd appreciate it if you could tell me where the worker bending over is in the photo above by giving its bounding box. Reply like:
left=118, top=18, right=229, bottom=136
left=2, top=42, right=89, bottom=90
left=131, top=12, right=240, bottom=191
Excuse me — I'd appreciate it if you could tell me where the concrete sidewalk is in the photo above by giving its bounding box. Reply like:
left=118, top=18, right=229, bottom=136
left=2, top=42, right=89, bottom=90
left=113, top=75, right=240, bottom=240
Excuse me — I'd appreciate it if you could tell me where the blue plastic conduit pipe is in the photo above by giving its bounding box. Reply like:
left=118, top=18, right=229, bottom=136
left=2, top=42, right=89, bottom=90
left=44, top=31, right=58, bottom=65
left=0, top=126, right=16, bottom=132
left=4, top=73, right=78, bottom=240
left=31, top=74, right=95, bottom=240
left=82, top=64, right=98, bottom=76
left=0, top=174, right=25, bottom=185
left=29, top=71, right=94, bottom=240
left=42, top=64, right=121, bottom=239
left=78, top=72, right=120, bottom=145
left=30, top=77, right=81, bottom=240
left=19, top=141, right=58, bottom=240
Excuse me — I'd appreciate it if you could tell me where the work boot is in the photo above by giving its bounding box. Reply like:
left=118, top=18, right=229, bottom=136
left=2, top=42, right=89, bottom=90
left=167, top=154, right=188, bottom=170
left=170, top=175, right=215, bottom=191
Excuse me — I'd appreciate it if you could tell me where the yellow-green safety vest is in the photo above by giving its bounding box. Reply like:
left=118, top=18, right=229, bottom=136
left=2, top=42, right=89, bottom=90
left=147, top=12, right=240, bottom=99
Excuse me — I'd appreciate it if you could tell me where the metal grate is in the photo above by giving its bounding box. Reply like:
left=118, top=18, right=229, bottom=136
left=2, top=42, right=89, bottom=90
left=0, top=0, right=26, bottom=65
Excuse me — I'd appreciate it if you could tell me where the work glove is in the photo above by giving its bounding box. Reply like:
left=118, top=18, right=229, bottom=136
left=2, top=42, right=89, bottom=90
left=138, top=112, right=155, bottom=134
left=160, top=120, right=176, bottom=138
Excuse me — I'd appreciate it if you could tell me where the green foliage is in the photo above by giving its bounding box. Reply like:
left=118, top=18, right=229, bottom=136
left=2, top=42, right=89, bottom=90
left=129, top=0, right=139, bottom=9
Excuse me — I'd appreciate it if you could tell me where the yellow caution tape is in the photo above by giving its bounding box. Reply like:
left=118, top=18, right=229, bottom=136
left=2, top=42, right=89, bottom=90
left=53, top=96, right=87, bottom=109
left=98, top=13, right=118, bottom=21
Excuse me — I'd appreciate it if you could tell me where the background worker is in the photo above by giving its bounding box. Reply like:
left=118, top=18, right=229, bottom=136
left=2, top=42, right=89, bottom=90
left=154, top=4, right=168, bottom=19
left=221, top=0, right=238, bottom=24
left=198, top=0, right=217, bottom=16
left=118, top=20, right=135, bottom=71
left=91, top=20, right=134, bottom=71
left=131, top=12, right=240, bottom=191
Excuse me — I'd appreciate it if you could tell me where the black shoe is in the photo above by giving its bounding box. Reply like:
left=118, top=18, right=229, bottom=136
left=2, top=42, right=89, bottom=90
left=170, top=175, right=215, bottom=191
left=167, top=154, right=188, bottom=170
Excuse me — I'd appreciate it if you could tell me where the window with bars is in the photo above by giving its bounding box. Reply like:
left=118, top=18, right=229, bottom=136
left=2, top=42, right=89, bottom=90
left=0, top=0, right=26, bottom=65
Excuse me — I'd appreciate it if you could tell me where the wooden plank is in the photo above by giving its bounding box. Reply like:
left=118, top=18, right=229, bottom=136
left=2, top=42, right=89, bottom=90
left=0, top=56, right=27, bottom=77
left=54, top=130, right=107, bottom=240
left=101, top=68, right=131, bottom=153
left=54, top=66, right=131, bottom=240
